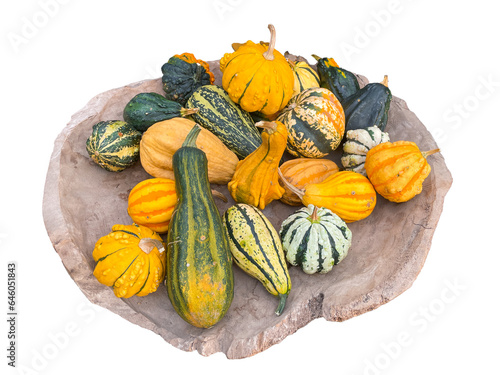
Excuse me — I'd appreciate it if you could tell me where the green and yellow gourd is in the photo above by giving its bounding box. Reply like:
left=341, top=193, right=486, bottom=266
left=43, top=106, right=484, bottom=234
left=280, top=205, right=352, bottom=274
left=186, top=85, right=261, bottom=159
left=166, top=125, right=234, bottom=328
left=223, top=204, right=291, bottom=316
left=86, top=120, right=141, bottom=172
left=288, top=59, right=321, bottom=97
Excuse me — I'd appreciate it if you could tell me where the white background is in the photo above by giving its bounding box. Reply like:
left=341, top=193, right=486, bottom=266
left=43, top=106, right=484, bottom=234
left=1, top=0, right=499, bottom=374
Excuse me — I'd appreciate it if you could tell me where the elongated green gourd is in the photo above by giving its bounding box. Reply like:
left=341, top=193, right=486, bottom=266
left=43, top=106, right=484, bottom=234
left=166, top=125, right=234, bottom=328
left=223, top=203, right=291, bottom=316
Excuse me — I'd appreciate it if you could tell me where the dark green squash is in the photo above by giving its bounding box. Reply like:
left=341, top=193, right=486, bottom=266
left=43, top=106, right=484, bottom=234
left=123, top=92, right=198, bottom=132
left=186, top=85, right=261, bottom=159
left=165, top=125, right=234, bottom=329
left=343, top=75, right=392, bottom=132
left=86, top=120, right=141, bottom=172
left=312, top=54, right=360, bottom=104
left=161, top=56, right=213, bottom=106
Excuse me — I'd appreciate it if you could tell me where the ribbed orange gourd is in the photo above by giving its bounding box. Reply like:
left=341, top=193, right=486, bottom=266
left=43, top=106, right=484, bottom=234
left=279, top=158, right=339, bottom=206
left=93, top=224, right=166, bottom=298
left=127, top=178, right=177, bottom=234
left=228, top=121, right=287, bottom=209
left=365, top=141, right=440, bottom=203
left=220, top=24, right=294, bottom=116
left=280, top=170, right=376, bottom=222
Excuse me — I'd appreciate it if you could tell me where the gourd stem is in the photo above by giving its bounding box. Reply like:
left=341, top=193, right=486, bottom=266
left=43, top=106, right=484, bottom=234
left=262, top=24, right=276, bottom=61
left=275, top=294, right=288, bottom=316
left=422, top=148, right=440, bottom=158
left=182, top=124, right=202, bottom=148
left=381, top=75, right=389, bottom=87
left=211, top=189, right=228, bottom=202
left=311, top=206, right=319, bottom=221
left=311, top=54, right=321, bottom=62
left=255, top=120, right=277, bottom=133
left=277, top=168, right=305, bottom=199
left=181, top=107, right=199, bottom=117
left=138, top=238, right=165, bottom=254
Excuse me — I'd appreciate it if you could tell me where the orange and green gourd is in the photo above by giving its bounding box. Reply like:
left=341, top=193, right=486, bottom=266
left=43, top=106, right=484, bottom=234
left=220, top=24, right=294, bottom=116
left=228, top=120, right=288, bottom=210
left=92, top=224, right=166, bottom=298
left=364, top=141, right=440, bottom=203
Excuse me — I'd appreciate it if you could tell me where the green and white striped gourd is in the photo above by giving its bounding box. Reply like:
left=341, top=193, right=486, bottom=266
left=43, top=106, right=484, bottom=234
left=86, top=120, right=142, bottom=172
left=341, top=125, right=390, bottom=176
left=280, top=204, right=352, bottom=274
left=223, top=203, right=291, bottom=316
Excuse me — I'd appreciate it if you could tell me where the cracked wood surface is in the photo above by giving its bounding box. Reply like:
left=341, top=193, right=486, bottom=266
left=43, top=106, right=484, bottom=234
left=42, top=61, right=453, bottom=358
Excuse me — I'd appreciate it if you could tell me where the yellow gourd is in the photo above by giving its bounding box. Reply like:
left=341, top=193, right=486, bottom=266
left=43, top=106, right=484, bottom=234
left=365, top=141, right=440, bottom=202
left=93, top=224, right=166, bottom=298
left=220, top=24, right=294, bottom=116
left=228, top=121, right=287, bottom=209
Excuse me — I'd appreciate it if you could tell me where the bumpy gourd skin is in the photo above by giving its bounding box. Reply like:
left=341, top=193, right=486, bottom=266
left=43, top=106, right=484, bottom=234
left=93, top=224, right=166, bottom=298
left=220, top=25, right=294, bottom=116
left=303, top=171, right=377, bottom=223
left=365, top=141, right=438, bottom=203
left=228, top=121, right=287, bottom=210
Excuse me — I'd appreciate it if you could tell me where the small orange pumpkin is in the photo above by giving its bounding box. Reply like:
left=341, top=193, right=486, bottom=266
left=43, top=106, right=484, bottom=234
left=279, top=158, right=339, bottom=206
left=365, top=141, right=440, bottom=203
left=220, top=24, right=294, bottom=116
left=93, top=224, right=166, bottom=298
left=127, top=178, right=177, bottom=234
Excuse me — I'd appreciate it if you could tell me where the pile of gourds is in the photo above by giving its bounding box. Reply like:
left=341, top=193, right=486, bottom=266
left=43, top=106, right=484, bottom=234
left=86, top=25, right=440, bottom=329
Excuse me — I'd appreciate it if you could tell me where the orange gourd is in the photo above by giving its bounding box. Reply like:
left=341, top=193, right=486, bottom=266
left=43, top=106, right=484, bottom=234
left=127, top=178, right=177, bottom=234
left=220, top=24, right=294, bottom=116
left=279, top=170, right=377, bottom=222
left=279, top=158, right=339, bottom=206
left=364, top=141, right=440, bottom=203
left=174, top=52, right=215, bottom=84
left=228, top=121, right=287, bottom=209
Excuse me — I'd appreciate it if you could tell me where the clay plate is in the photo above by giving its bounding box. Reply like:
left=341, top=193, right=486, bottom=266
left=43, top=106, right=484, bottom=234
left=42, top=62, right=452, bottom=359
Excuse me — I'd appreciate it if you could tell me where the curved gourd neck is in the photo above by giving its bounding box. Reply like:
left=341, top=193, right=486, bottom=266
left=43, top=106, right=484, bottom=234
left=262, top=24, right=276, bottom=61
left=182, top=124, right=202, bottom=148
left=277, top=168, right=305, bottom=199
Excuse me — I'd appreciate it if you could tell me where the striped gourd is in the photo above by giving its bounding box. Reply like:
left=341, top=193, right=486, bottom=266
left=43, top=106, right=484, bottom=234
left=186, top=85, right=261, bottom=159
left=289, top=60, right=321, bottom=97
left=223, top=204, right=291, bottom=316
left=166, top=125, right=234, bottom=328
left=279, top=158, right=339, bottom=206
left=92, top=224, right=166, bottom=298
left=279, top=170, right=377, bottom=223
left=86, top=120, right=141, bottom=172
left=127, top=178, right=177, bottom=234
left=277, top=87, right=345, bottom=158
left=341, top=125, right=390, bottom=176
left=280, top=205, right=352, bottom=274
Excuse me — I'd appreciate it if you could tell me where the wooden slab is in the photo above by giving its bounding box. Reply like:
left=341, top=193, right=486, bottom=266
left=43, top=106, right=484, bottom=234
left=42, top=62, right=452, bottom=359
